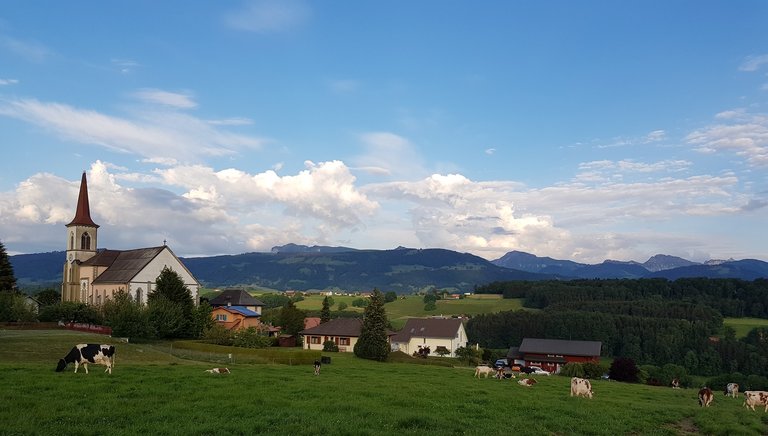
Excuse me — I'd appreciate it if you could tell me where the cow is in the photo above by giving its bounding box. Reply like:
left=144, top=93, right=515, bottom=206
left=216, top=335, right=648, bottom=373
left=474, top=365, right=494, bottom=378
left=570, top=377, right=593, bottom=399
left=518, top=378, right=537, bottom=387
left=496, top=367, right=515, bottom=380
left=743, top=391, right=768, bottom=412
left=204, top=367, right=230, bottom=374
left=698, top=387, right=714, bottom=407
left=56, top=344, right=115, bottom=374
left=313, top=360, right=321, bottom=376
left=724, top=383, right=739, bottom=398
left=671, top=378, right=680, bottom=389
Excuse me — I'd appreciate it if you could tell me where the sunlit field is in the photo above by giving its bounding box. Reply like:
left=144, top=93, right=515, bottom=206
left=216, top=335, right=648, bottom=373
left=2, top=330, right=767, bottom=435
left=724, top=317, right=768, bottom=338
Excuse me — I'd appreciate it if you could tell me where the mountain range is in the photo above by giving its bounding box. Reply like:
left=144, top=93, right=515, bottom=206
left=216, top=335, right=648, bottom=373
left=8, top=245, right=768, bottom=293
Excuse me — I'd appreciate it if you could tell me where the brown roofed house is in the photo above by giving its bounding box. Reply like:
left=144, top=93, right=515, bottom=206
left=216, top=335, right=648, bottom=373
left=390, top=318, right=467, bottom=357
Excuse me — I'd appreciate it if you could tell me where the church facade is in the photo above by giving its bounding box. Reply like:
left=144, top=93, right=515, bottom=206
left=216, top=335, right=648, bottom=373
left=61, top=172, right=200, bottom=306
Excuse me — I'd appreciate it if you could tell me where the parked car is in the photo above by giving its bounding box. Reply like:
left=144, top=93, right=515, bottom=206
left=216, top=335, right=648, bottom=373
left=521, top=365, right=551, bottom=376
left=494, top=359, right=508, bottom=369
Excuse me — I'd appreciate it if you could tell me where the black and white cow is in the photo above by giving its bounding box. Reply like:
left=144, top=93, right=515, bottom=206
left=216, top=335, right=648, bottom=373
left=56, top=344, right=115, bottom=374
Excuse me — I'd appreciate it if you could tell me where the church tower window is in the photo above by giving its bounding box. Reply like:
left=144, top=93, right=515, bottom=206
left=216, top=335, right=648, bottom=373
left=81, top=232, right=91, bottom=250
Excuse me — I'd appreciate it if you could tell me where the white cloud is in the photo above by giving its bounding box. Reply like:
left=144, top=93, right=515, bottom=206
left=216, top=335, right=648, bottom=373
left=687, top=110, right=768, bottom=167
left=111, top=58, right=139, bottom=74
left=224, top=0, right=310, bottom=33
left=353, top=132, right=427, bottom=180
left=485, top=148, right=496, bottom=155
left=134, top=89, right=197, bottom=109
left=643, top=130, right=666, bottom=143
left=206, top=117, right=254, bottom=126
left=0, top=97, right=265, bottom=163
left=739, top=54, right=768, bottom=72
left=0, top=78, right=18, bottom=85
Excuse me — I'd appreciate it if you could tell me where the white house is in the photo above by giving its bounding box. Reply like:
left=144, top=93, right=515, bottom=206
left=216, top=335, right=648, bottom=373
left=390, top=318, right=467, bottom=357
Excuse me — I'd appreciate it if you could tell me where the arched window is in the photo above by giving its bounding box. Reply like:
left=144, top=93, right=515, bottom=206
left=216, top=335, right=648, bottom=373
left=81, top=232, right=91, bottom=250
left=70, top=232, right=74, bottom=250
left=136, top=287, right=143, bottom=305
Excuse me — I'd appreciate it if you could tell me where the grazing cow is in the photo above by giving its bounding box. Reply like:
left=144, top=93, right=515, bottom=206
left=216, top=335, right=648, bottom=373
left=698, top=387, right=714, bottom=407
left=570, top=377, right=593, bottom=399
left=743, top=391, right=768, bottom=412
left=313, top=360, right=321, bottom=376
left=204, top=367, right=230, bottom=374
left=474, top=365, right=494, bottom=378
left=671, top=378, right=680, bottom=389
left=518, top=378, right=537, bottom=387
left=56, top=344, right=115, bottom=374
left=724, top=383, right=739, bottom=398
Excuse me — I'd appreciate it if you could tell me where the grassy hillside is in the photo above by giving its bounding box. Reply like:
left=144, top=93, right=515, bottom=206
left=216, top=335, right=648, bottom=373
left=724, top=317, right=768, bottom=338
left=1, top=330, right=765, bottom=435
left=293, top=294, right=526, bottom=329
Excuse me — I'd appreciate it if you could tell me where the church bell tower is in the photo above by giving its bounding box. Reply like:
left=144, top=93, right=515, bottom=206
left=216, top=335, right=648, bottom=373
left=62, top=172, right=99, bottom=303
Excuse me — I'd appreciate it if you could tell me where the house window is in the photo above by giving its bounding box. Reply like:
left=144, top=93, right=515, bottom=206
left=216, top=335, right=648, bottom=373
left=310, top=336, right=321, bottom=344
left=81, top=232, right=91, bottom=250
left=216, top=314, right=227, bottom=321
left=339, top=337, right=350, bottom=346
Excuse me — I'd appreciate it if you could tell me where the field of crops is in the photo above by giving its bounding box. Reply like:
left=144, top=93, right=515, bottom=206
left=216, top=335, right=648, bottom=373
left=1, top=330, right=767, bottom=435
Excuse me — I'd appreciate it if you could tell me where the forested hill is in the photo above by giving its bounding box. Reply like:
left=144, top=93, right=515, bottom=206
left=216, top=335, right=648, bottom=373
left=181, top=248, right=546, bottom=292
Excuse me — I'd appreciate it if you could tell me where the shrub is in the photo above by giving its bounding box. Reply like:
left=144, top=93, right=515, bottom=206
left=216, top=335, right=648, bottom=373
left=455, top=346, right=482, bottom=366
left=323, top=340, right=339, bottom=352
left=559, top=363, right=585, bottom=378
left=232, top=327, right=272, bottom=349
left=609, top=357, right=639, bottom=383
left=202, top=324, right=233, bottom=345
left=582, top=362, right=606, bottom=379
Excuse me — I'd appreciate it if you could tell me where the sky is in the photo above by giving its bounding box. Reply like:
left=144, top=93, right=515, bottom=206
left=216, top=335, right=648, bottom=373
left=0, top=1, right=767, bottom=264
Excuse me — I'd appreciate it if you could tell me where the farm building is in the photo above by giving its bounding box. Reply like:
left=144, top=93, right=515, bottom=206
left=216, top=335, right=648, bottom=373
left=390, top=317, right=467, bottom=357
left=508, top=338, right=602, bottom=374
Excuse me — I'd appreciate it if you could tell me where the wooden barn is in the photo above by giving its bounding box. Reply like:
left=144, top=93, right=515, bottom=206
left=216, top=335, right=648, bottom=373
left=508, top=338, right=602, bottom=374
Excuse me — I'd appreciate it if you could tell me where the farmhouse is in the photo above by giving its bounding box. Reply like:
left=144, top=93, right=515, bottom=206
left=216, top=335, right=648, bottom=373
left=208, top=289, right=265, bottom=314
left=300, top=318, right=371, bottom=352
left=390, top=318, right=467, bottom=357
left=508, top=338, right=602, bottom=374
left=61, top=172, right=200, bottom=306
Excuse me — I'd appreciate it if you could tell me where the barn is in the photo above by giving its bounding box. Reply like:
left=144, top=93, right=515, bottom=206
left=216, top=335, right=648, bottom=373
left=508, top=338, right=602, bottom=374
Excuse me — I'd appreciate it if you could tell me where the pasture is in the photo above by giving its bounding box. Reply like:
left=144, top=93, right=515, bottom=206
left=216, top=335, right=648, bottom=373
left=724, top=317, right=768, bottom=338
left=2, top=330, right=768, bottom=435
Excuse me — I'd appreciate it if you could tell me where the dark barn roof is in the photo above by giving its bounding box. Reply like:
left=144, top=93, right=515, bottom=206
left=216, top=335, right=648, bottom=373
left=518, top=338, right=602, bottom=357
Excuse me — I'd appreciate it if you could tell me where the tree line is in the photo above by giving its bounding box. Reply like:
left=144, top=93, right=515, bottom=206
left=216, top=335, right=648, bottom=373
left=468, top=278, right=768, bottom=377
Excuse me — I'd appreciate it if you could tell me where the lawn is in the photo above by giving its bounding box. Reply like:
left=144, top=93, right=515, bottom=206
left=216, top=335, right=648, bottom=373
left=2, top=329, right=766, bottom=435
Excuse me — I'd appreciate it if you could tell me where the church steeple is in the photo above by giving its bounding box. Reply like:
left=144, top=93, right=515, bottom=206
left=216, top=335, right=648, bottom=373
left=67, top=172, right=99, bottom=228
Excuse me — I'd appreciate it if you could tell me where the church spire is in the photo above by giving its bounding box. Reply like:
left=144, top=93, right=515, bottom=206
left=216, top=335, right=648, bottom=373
left=67, top=172, right=99, bottom=228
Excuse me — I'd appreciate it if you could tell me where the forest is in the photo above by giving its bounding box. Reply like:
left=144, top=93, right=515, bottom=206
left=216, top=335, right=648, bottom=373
left=468, top=278, right=768, bottom=377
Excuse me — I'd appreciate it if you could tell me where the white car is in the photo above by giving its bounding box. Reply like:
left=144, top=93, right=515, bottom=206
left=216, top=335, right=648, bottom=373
left=527, top=366, right=551, bottom=376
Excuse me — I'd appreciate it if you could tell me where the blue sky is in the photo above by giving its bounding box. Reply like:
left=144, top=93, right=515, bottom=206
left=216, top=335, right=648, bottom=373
left=1, top=1, right=767, bottom=263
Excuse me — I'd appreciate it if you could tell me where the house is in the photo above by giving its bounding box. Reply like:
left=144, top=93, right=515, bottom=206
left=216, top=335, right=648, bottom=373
left=299, top=318, right=366, bottom=352
left=208, top=289, right=265, bottom=315
left=61, top=172, right=200, bottom=306
left=508, top=338, right=602, bottom=374
left=303, top=317, right=321, bottom=330
left=390, top=318, right=467, bottom=357
left=211, top=305, right=263, bottom=331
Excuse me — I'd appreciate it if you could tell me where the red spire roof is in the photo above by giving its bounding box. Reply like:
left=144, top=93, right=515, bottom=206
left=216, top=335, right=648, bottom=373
left=67, top=172, right=99, bottom=228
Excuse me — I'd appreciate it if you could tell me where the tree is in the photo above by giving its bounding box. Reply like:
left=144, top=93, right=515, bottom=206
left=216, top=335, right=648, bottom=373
left=148, top=266, right=195, bottom=338
left=278, top=300, right=306, bottom=336
left=384, top=291, right=397, bottom=303
left=354, top=289, right=390, bottom=361
left=337, top=301, right=348, bottom=311
left=0, top=241, right=17, bottom=292
left=609, top=357, right=640, bottom=383
left=424, top=301, right=437, bottom=311
left=101, top=290, right=150, bottom=338
left=320, top=296, right=331, bottom=323
left=34, top=289, right=61, bottom=307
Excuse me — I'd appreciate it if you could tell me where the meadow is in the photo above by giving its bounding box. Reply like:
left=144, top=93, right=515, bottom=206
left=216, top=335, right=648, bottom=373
left=294, top=294, right=525, bottom=329
left=723, top=317, right=768, bottom=338
left=2, top=330, right=768, bottom=435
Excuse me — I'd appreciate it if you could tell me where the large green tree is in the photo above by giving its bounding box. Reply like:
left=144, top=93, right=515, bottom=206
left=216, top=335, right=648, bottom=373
left=147, top=266, right=195, bottom=338
left=0, top=241, right=17, bottom=292
left=320, top=296, right=331, bottom=323
left=353, top=289, right=390, bottom=361
left=278, top=300, right=306, bottom=336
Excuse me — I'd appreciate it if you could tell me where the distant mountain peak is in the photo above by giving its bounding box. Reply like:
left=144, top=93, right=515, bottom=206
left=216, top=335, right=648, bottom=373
left=705, top=258, right=736, bottom=266
left=642, top=254, right=698, bottom=272
left=270, top=244, right=357, bottom=254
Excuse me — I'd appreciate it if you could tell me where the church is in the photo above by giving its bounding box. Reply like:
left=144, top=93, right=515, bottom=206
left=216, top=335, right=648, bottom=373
left=61, top=172, right=200, bottom=306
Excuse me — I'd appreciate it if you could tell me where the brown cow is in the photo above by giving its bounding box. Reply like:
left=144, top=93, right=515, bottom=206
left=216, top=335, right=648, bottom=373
left=724, top=383, right=739, bottom=398
left=698, top=387, right=713, bottom=407
left=518, top=378, right=538, bottom=387
left=570, top=377, right=593, bottom=399
left=743, top=391, right=768, bottom=412
left=205, top=367, right=230, bottom=374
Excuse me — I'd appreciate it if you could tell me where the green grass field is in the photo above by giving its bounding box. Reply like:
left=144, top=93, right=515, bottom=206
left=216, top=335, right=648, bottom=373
left=724, top=317, right=768, bottom=338
left=2, top=329, right=767, bottom=435
left=294, top=294, right=525, bottom=329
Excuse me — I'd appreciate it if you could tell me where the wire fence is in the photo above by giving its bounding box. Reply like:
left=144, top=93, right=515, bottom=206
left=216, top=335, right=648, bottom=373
left=143, top=343, right=318, bottom=366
